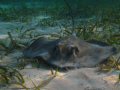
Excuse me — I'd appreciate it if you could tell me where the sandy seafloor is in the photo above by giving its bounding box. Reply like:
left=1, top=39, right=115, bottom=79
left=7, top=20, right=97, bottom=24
left=0, top=14, right=120, bottom=90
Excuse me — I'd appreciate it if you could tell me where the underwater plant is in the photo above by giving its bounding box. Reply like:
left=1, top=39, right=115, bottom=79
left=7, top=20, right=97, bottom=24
left=11, top=26, right=36, bottom=38
left=0, top=31, right=27, bottom=56
left=0, top=65, right=26, bottom=88
left=0, top=3, right=41, bottom=22
left=0, top=0, right=120, bottom=89
left=37, top=18, right=58, bottom=27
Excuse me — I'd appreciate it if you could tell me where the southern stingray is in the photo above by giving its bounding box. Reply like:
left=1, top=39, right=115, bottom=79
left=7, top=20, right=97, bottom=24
left=23, top=0, right=116, bottom=68
left=23, top=35, right=116, bottom=68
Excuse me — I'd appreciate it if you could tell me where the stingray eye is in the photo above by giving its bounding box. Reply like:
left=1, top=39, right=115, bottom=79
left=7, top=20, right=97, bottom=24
left=67, top=46, right=78, bottom=56
left=71, top=46, right=78, bottom=54
left=54, top=44, right=64, bottom=54
left=54, top=46, right=60, bottom=54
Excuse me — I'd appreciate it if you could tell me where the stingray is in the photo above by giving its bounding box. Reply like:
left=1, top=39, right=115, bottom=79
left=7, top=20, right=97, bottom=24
left=23, top=0, right=116, bottom=68
left=23, top=35, right=116, bottom=68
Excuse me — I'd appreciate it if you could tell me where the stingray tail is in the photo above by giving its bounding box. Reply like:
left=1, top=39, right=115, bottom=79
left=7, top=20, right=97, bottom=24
left=64, top=0, right=76, bottom=36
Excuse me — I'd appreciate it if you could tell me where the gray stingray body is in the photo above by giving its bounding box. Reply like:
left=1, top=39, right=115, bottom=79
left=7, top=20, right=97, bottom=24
left=23, top=35, right=116, bottom=68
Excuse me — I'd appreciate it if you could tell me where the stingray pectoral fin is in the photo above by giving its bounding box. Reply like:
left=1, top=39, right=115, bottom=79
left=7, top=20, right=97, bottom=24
left=36, top=52, right=51, bottom=60
left=23, top=47, right=34, bottom=58
left=87, top=40, right=109, bottom=47
left=30, top=37, right=53, bottom=48
left=23, top=37, right=54, bottom=59
left=23, top=46, right=51, bottom=60
left=109, top=46, right=116, bottom=55
left=100, top=46, right=116, bottom=60
left=87, top=46, right=116, bottom=67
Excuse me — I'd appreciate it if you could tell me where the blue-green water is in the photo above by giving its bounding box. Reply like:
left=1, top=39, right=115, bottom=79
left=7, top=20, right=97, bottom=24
left=0, top=0, right=120, bottom=20
left=0, top=0, right=120, bottom=45
left=0, top=0, right=120, bottom=4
